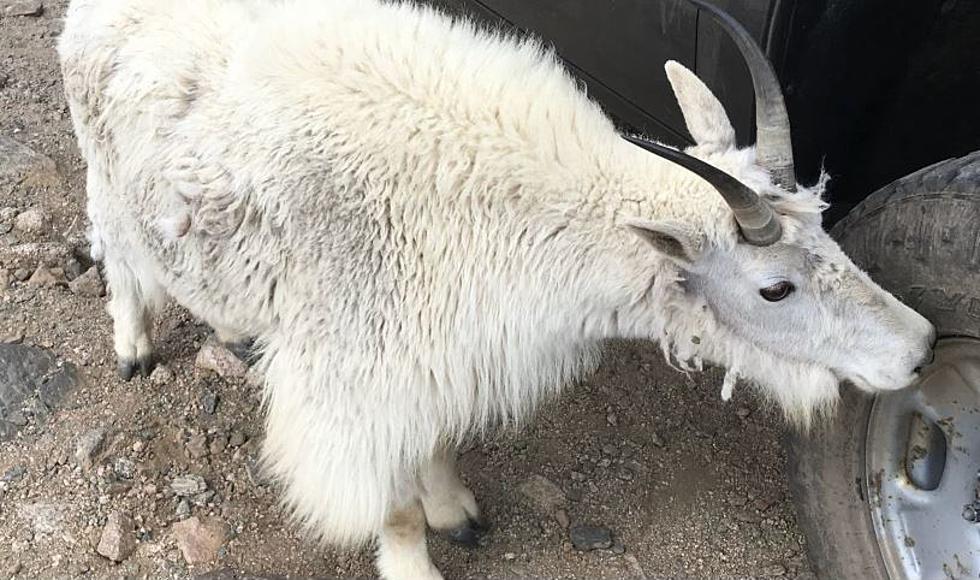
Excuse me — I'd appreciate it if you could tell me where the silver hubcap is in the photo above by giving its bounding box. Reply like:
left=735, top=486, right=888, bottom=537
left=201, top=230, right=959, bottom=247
left=865, top=337, right=980, bottom=579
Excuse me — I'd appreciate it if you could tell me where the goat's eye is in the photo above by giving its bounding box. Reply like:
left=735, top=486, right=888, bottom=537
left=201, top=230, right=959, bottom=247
left=760, top=281, right=795, bottom=302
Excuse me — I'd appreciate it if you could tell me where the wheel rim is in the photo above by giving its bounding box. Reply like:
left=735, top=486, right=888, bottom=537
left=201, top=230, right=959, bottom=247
left=865, top=337, right=980, bottom=579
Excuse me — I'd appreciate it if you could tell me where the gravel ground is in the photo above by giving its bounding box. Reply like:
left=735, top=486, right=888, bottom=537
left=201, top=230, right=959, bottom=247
left=0, top=2, right=813, bottom=578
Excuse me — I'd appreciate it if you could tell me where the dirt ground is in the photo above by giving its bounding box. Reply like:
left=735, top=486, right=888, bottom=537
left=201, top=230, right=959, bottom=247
left=0, top=2, right=813, bottom=578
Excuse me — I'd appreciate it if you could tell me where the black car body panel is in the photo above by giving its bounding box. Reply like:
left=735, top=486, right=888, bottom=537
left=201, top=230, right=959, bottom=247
left=422, top=0, right=980, bottom=224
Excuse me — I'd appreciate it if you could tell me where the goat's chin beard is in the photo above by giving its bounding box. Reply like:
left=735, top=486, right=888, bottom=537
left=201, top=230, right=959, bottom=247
left=739, top=359, right=841, bottom=430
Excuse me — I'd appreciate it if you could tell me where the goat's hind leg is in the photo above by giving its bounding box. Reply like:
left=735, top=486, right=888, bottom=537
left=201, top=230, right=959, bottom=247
left=102, top=253, right=164, bottom=380
left=420, top=447, right=487, bottom=547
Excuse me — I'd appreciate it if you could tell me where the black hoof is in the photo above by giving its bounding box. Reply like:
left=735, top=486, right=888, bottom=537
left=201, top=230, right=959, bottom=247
left=117, top=355, right=154, bottom=381
left=118, top=360, right=135, bottom=381
left=444, top=517, right=489, bottom=548
left=138, top=355, right=154, bottom=377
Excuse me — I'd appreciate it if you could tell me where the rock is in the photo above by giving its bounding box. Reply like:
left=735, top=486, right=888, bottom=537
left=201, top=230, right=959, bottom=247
left=650, top=432, right=665, bottom=448
left=1, top=464, right=26, bottom=483
left=3, top=561, right=22, bottom=577
left=6, top=409, right=27, bottom=427
left=17, top=502, right=65, bottom=537
left=201, top=389, right=219, bottom=415
left=171, top=516, right=228, bottom=565
left=150, top=364, right=175, bottom=385
left=12, top=268, right=29, bottom=281
left=96, top=511, right=137, bottom=562
left=27, top=265, right=60, bottom=287
left=113, top=457, right=135, bottom=480
left=228, top=432, right=247, bottom=448
left=518, top=475, right=566, bottom=512
left=600, top=443, right=619, bottom=456
left=245, top=457, right=270, bottom=487
left=195, top=341, right=247, bottom=379
left=736, top=407, right=752, bottom=419
left=13, top=208, right=49, bottom=237
left=74, top=428, right=107, bottom=471
left=554, top=509, right=570, bottom=529
left=1, top=344, right=79, bottom=441
left=171, top=474, right=207, bottom=497
left=64, top=258, right=84, bottom=280
left=67, top=267, right=104, bottom=297
left=186, top=434, right=208, bottom=459
left=0, top=329, right=24, bottom=344
left=1, top=0, right=44, bottom=17
left=569, top=525, right=613, bottom=551
left=209, top=435, right=228, bottom=455
left=0, top=242, right=72, bottom=270
left=760, top=564, right=787, bottom=576
left=0, top=269, right=9, bottom=291
left=176, top=498, right=191, bottom=520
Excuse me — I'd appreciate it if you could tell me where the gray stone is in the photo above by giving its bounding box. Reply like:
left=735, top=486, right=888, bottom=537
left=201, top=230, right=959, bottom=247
left=150, top=364, right=175, bottom=385
left=171, top=474, right=207, bottom=497
left=1, top=1, right=43, bottom=17
left=228, top=431, right=247, bottom=448
left=27, top=265, right=59, bottom=287
left=187, top=433, right=208, bottom=459
left=0, top=344, right=79, bottom=441
left=554, top=509, right=570, bottom=529
left=1, top=464, right=26, bottom=483
left=1, top=241, right=70, bottom=264
left=67, top=266, right=104, bottom=297
left=13, top=208, right=49, bottom=237
left=569, top=525, right=613, bottom=551
left=176, top=498, right=192, bottom=519
left=201, top=389, right=219, bottom=415
left=97, top=511, right=137, bottom=562
left=75, top=428, right=107, bottom=471
left=113, top=457, right=135, bottom=480
left=518, top=475, right=566, bottom=512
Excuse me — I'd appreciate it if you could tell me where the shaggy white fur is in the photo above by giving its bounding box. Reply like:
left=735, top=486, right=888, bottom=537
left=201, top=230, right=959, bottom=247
left=59, top=0, right=935, bottom=577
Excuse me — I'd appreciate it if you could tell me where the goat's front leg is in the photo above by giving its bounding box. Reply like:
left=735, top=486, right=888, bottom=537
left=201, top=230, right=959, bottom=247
left=376, top=499, right=443, bottom=580
left=420, top=447, right=487, bottom=547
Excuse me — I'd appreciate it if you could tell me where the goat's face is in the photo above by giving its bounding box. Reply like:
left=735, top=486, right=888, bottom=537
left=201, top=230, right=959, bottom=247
left=687, top=223, right=935, bottom=394
left=625, top=61, right=935, bottom=421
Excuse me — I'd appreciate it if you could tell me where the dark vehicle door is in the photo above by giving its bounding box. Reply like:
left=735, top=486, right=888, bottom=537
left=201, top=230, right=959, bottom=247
left=425, top=0, right=778, bottom=147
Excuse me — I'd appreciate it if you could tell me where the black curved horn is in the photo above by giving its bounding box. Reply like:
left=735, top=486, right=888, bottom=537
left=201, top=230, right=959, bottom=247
left=690, top=0, right=797, bottom=192
left=624, top=134, right=782, bottom=246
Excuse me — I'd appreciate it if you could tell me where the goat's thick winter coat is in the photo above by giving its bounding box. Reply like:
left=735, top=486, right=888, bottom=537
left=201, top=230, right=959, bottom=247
left=59, top=0, right=934, bottom=577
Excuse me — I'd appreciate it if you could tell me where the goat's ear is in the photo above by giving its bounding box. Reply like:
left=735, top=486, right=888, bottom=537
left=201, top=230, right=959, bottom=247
left=665, top=60, right=736, bottom=151
left=625, top=218, right=702, bottom=266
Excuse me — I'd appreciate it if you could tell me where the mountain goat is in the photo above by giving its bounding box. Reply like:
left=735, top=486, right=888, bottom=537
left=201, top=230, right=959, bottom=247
left=59, top=0, right=935, bottom=577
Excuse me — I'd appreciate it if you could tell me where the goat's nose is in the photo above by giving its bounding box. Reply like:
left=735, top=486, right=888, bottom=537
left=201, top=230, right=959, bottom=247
left=913, top=347, right=936, bottom=374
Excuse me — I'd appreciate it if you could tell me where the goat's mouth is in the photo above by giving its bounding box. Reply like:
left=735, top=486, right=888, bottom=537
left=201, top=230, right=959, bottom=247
left=833, top=368, right=920, bottom=394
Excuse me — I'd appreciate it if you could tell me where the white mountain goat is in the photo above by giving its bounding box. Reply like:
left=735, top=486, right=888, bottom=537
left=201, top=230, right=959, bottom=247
left=59, top=0, right=936, bottom=577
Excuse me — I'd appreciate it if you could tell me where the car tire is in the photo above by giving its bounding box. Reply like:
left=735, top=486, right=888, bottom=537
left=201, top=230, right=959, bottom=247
left=786, top=151, right=980, bottom=580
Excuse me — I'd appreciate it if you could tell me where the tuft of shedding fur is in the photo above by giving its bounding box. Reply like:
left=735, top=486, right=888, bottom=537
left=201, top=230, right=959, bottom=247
left=59, top=0, right=934, bottom=576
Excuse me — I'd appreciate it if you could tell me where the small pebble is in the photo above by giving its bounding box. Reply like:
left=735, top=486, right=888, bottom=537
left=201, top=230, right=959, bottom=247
left=13, top=208, right=48, bottom=236
left=171, top=474, right=207, bottom=497
left=96, top=511, right=137, bottom=562
left=228, top=432, right=247, bottom=448
left=67, top=267, right=104, bottom=297
left=569, top=525, right=613, bottom=551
